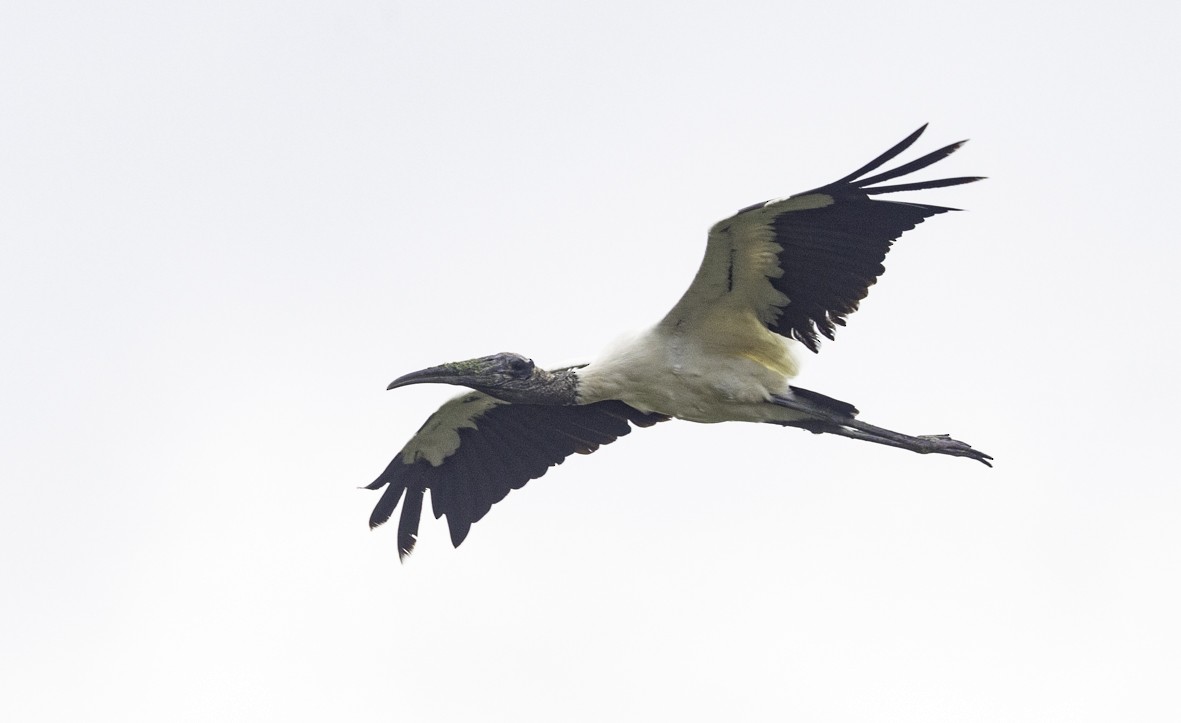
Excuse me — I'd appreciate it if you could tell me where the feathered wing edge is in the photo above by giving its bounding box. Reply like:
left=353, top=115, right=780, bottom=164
left=827, top=123, right=983, bottom=197
left=765, top=125, right=983, bottom=352
left=366, top=398, right=667, bottom=561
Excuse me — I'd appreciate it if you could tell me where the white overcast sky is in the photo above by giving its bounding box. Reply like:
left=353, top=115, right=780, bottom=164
left=3, top=1, right=1179, bottom=721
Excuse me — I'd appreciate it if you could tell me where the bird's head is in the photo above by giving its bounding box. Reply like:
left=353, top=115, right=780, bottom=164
left=387, top=352, right=565, bottom=404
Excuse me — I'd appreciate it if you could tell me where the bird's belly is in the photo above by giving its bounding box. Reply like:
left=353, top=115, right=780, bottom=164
left=601, top=356, right=790, bottom=424
left=577, top=325, right=798, bottom=423
left=633, top=381, right=782, bottom=424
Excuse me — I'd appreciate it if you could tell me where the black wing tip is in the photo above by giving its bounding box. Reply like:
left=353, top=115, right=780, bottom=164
left=365, top=459, right=428, bottom=562
left=831, top=124, right=930, bottom=185
left=367, top=484, right=403, bottom=529
left=862, top=175, right=985, bottom=196
left=448, top=517, right=472, bottom=549
left=397, top=537, right=417, bottom=562
left=830, top=126, right=976, bottom=196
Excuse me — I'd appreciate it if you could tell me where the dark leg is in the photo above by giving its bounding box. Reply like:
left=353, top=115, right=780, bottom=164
left=771, top=393, right=993, bottom=467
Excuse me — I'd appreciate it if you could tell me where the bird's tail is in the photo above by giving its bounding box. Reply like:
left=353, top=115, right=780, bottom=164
left=783, top=386, right=858, bottom=418
left=768, top=386, right=859, bottom=433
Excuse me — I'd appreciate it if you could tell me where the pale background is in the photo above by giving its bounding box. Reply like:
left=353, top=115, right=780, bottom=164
left=3, top=2, right=1179, bottom=721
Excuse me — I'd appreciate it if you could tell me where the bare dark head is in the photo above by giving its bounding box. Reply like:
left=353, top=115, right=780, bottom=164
left=387, top=352, right=573, bottom=404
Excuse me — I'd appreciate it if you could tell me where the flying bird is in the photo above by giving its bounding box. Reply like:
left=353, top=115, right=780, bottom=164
left=367, top=125, right=991, bottom=559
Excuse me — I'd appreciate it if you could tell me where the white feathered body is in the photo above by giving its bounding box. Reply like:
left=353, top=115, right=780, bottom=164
left=575, top=197, right=831, bottom=425
left=575, top=319, right=807, bottom=425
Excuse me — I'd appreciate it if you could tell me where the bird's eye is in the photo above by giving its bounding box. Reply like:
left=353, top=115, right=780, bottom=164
left=509, top=357, right=534, bottom=376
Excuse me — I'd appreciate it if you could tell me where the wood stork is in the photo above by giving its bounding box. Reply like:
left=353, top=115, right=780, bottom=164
left=367, top=125, right=990, bottom=559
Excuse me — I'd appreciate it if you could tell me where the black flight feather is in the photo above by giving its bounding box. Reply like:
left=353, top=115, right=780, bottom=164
left=762, top=125, right=981, bottom=352
left=366, top=397, right=667, bottom=560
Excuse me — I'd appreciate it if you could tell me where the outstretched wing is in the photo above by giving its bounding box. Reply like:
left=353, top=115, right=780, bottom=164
left=661, top=124, right=981, bottom=352
left=366, top=391, right=667, bottom=559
